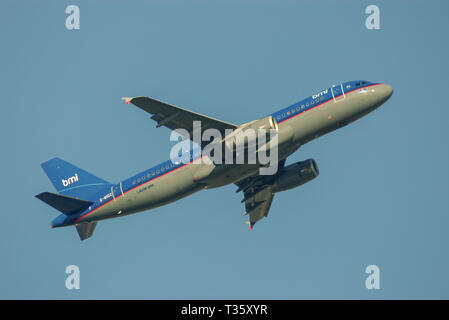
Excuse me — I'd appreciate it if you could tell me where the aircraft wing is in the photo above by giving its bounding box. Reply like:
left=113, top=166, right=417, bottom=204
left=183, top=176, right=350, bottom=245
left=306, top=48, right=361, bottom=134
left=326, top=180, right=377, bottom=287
left=236, top=159, right=286, bottom=229
left=242, top=186, right=275, bottom=229
left=123, top=96, right=238, bottom=148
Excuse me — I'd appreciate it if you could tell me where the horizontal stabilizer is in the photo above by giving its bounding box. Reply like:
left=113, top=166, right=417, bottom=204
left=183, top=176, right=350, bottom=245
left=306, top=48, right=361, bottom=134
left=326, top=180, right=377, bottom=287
left=75, top=222, right=97, bottom=240
left=35, top=192, right=92, bottom=215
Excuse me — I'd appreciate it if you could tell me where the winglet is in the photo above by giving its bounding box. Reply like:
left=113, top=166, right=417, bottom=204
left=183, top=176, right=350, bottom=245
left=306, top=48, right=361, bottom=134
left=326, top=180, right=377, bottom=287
left=121, top=97, right=133, bottom=105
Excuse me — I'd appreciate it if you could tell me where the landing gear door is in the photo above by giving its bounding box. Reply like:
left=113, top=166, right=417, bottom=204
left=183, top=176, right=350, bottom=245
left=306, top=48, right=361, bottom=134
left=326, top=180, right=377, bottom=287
left=331, top=84, right=346, bottom=103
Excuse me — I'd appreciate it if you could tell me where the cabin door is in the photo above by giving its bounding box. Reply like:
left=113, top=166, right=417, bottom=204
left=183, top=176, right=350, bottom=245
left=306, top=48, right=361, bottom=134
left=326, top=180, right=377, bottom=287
left=331, top=83, right=346, bottom=103
left=111, top=183, right=123, bottom=200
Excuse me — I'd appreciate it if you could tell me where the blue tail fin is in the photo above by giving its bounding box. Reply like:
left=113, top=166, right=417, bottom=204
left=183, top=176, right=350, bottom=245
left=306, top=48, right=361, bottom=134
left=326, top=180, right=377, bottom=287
left=41, top=158, right=112, bottom=201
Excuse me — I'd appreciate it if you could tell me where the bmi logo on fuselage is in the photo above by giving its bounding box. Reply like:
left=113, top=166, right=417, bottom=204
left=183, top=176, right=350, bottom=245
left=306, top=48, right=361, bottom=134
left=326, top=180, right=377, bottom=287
left=312, top=89, right=328, bottom=99
left=62, top=174, right=79, bottom=187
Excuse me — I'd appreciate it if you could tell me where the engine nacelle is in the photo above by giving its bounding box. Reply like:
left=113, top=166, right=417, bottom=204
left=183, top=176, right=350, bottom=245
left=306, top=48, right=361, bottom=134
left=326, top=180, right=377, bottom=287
left=272, top=159, right=319, bottom=193
left=224, top=115, right=278, bottom=151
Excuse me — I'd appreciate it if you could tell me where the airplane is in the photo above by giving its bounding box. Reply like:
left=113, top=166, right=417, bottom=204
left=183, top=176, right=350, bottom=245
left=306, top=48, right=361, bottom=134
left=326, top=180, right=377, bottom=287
left=35, top=80, right=393, bottom=240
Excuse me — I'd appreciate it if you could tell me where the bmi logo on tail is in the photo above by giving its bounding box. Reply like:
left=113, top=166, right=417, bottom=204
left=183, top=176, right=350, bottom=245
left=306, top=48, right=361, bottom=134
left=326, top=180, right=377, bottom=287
left=62, top=174, right=79, bottom=187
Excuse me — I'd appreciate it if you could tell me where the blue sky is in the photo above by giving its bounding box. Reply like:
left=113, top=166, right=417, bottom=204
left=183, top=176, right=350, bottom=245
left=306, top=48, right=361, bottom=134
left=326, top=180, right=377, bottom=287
left=1, top=0, right=449, bottom=299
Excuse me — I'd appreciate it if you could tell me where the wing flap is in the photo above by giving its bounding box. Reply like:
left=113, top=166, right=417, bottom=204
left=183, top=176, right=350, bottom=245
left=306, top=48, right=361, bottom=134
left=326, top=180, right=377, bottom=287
left=243, top=187, right=275, bottom=228
left=235, top=159, right=286, bottom=228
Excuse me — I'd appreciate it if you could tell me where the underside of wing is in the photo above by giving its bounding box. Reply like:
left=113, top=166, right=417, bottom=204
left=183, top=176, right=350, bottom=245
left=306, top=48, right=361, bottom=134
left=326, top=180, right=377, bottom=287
left=236, top=159, right=286, bottom=229
left=243, top=187, right=275, bottom=229
left=123, top=96, right=237, bottom=148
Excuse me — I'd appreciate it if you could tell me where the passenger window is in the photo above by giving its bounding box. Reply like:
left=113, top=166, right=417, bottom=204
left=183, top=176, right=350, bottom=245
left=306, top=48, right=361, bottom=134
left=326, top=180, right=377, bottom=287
left=311, top=100, right=314, bottom=105
left=147, top=174, right=150, bottom=178
left=291, top=109, right=295, bottom=113
left=301, top=105, right=305, bottom=109
left=156, top=170, right=160, bottom=174
left=132, top=180, right=136, bottom=185
left=296, top=106, right=300, bottom=111
left=142, top=176, right=145, bottom=181
left=282, top=113, right=285, bottom=118
left=306, top=103, right=309, bottom=107
left=277, top=116, right=281, bottom=120
left=161, top=167, right=165, bottom=172
left=171, top=163, right=174, bottom=167
left=166, top=165, right=169, bottom=170
left=137, top=178, right=141, bottom=183
left=152, top=172, right=155, bottom=176
left=287, top=111, right=290, bottom=116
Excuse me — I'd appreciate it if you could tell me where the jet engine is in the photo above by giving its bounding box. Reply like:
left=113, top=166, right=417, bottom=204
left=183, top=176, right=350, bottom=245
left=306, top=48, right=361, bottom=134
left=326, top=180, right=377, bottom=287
left=224, top=115, right=278, bottom=151
left=272, top=159, right=319, bottom=193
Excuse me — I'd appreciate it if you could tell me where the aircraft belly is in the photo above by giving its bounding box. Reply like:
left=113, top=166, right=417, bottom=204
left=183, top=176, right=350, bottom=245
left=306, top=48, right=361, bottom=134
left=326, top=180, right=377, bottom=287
left=202, top=164, right=260, bottom=188
left=81, top=164, right=204, bottom=222
left=81, top=198, right=123, bottom=222
left=289, top=105, right=327, bottom=143
left=125, top=164, right=203, bottom=213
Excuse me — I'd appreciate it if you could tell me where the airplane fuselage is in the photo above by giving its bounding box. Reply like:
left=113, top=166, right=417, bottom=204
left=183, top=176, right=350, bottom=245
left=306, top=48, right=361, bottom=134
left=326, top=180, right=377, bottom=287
left=50, top=80, right=393, bottom=228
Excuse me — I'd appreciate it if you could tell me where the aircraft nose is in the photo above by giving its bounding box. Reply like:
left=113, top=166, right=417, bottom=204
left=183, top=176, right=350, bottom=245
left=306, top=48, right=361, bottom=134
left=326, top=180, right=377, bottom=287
left=377, top=84, right=394, bottom=102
